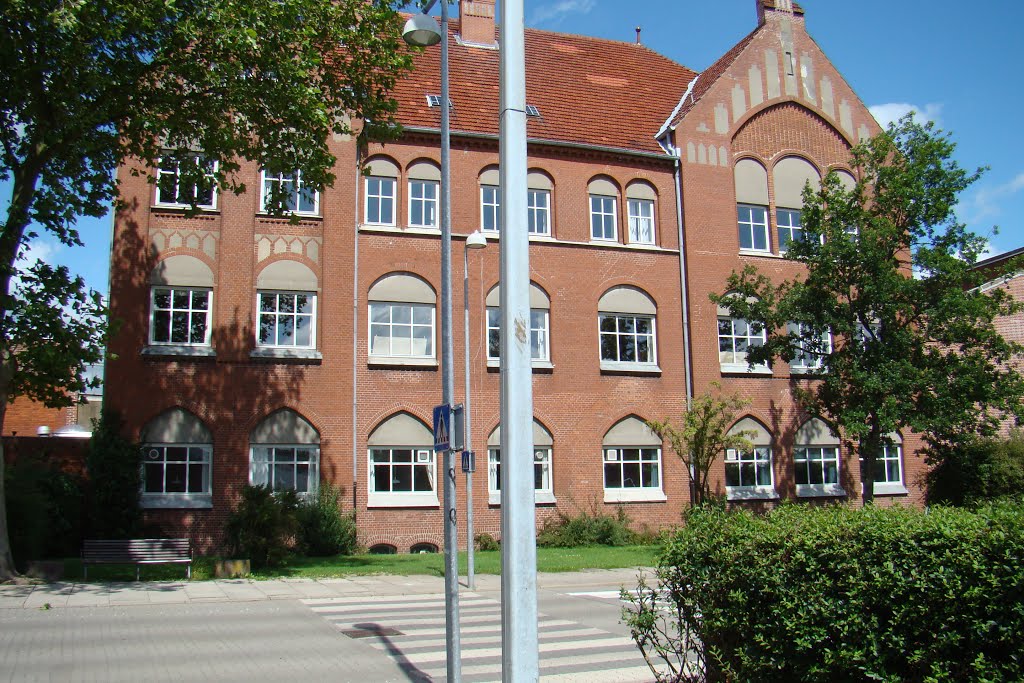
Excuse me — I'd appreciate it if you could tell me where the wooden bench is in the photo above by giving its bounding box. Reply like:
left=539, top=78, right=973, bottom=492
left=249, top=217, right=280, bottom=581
left=82, top=538, right=192, bottom=581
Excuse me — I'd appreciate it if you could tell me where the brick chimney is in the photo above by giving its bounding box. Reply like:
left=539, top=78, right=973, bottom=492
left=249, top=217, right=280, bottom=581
left=459, top=0, right=496, bottom=47
left=757, top=0, right=803, bottom=26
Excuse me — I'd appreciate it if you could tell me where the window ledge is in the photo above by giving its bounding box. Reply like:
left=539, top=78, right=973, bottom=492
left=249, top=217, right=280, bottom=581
left=404, top=226, right=442, bottom=236
left=738, top=249, right=781, bottom=259
left=603, top=489, right=667, bottom=503
left=488, top=492, right=557, bottom=506
left=790, top=366, right=826, bottom=376
left=796, top=484, right=847, bottom=498
left=622, top=242, right=659, bottom=251
left=369, top=356, right=438, bottom=369
left=141, top=494, right=212, bottom=509
left=600, top=362, right=661, bottom=376
left=727, top=487, right=779, bottom=501
left=486, top=359, right=554, bottom=371
left=256, top=212, right=322, bottom=221
left=871, top=483, right=909, bottom=496
left=367, top=493, right=440, bottom=508
left=720, top=364, right=772, bottom=376
left=527, top=234, right=555, bottom=242
left=250, top=348, right=322, bottom=362
left=142, top=345, right=215, bottom=358
left=151, top=204, right=219, bottom=214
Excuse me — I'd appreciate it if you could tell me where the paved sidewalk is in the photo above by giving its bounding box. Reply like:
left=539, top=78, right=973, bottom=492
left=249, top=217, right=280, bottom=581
left=0, top=567, right=647, bottom=609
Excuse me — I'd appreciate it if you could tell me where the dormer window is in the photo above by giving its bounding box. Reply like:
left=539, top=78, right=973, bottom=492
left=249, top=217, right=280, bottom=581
left=525, top=104, right=541, bottom=117
left=426, top=95, right=453, bottom=109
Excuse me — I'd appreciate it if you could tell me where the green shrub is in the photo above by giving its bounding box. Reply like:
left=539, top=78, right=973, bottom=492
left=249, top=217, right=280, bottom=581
left=475, top=532, right=499, bottom=551
left=624, top=502, right=1024, bottom=682
left=926, top=432, right=1024, bottom=506
left=295, top=484, right=358, bottom=557
left=5, top=458, right=84, bottom=567
left=86, top=410, right=141, bottom=539
left=537, top=507, right=640, bottom=547
left=223, top=485, right=299, bottom=569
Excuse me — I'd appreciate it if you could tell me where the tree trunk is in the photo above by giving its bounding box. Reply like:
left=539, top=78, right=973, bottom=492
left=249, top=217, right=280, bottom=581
left=860, top=425, right=881, bottom=507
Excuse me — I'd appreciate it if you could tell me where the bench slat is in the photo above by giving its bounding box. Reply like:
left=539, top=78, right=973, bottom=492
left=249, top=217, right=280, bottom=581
left=82, top=539, right=192, bottom=580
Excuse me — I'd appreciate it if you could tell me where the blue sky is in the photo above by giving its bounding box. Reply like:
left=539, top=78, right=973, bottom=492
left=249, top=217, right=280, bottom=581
left=4, top=0, right=1022, bottom=296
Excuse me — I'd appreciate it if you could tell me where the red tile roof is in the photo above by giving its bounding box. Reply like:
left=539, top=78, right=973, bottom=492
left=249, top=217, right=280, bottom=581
left=392, top=20, right=697, bottom=156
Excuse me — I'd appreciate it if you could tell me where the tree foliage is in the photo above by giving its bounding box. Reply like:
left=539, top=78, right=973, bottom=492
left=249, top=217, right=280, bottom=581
left=926, top=431, right=1024, bottom=507
left=648, top=383, right=753, bottom=507
left=0, top=0, right=415, bottom=579
left=86, top=410, right=142, bottom=539
left=713, top=116, right=1024, bottom=504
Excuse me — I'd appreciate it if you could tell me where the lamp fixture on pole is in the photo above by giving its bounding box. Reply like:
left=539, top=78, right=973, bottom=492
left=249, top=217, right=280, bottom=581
left=403, top=3, right=461, bottom=681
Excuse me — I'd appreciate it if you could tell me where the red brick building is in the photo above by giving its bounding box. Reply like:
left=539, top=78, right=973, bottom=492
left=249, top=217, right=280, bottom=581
left=106, top=0, right=926, bottom=552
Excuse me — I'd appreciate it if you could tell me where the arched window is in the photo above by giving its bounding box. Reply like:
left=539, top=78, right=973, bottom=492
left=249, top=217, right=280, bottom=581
left=364, top=157, right=399, bottom=226
left=773, top=157, right=821, bottom=253
left=487, top=420, right=555, bottom=504
left=625, top=181, right=657, bottom=245
left=254, top=261, right=318, bottom=355
left=368, top=274, right=436, bottom=364
left=146, top=255, right=214, bottom=354
left=861, top=432, right=907, bottom=496
left=141, top=408, right=213, bottom=509
left=794, top=418, right=844, bottom=497
left=249, top=409, right=320, bottom=498
left=369, top=543, right=397, bottom=555
left=367, top=413, right=438, bottom=507
left=479, top=167, right=501, bottom=232
left=602, top=417, right=665, bottom=503
left=734, top=158, right=770, bottom=253
left=411, top=542, right=439, bottom=554
left=725, top=418, right=777, bottom=500
left=527, top=171, right=553, bottom=236
left=588, top=177, right=619, bottom=241
left=485, top=283, right=551, bottom=365
left=598, top=286, right=658, bottom=370
left=407, top=160, right=440, bottom=228
left=717, top=294, right=770, bottom=375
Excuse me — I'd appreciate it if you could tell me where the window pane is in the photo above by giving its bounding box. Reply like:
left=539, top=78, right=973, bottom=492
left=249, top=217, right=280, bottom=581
left=604, top=463, right=622, bottom=488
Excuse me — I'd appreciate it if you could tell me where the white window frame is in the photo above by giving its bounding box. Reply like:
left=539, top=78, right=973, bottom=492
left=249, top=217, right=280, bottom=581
left=737, top=204, right=770, bottom=253
left=368, top=447, right=438, bottom=507
left=527, top=189, right=551, bottom=236
left=627, top=198, right=655, bottom=245
left=257, top=291, right=317, bottom=349
left=487, top=307, right=550, bottom=365
left=155, top=156, right=217, bottom=209
left=602, top=447, right=665, bottom=502
left=481, top=185, right=501, bottom=232
left=861, top=444, right=907, bottom=495
left=369, top=301, right=436, bottom=360
left=599, top=313, right=657, bottom=368
left=590, top=194, right=617, bottom=241
left=141, top=444, right=212, bottom=508
left=718, top=316, right=770, bottom=374
left=725, top=447, right=777, bottom=500
left=794, top=446, right=845, bottom=497
left=408, top=179, right=439, bottom=228
left=250, top=445, right=320, bottom=499
left=364, top=176, right=396, bottom=226
left=788, top=322, right=832, bottom=374
left=487, top=447, right=555, bottom=505
left=260, top=169, right=319, bottom=216
left=149, top=286, right=213, bottom=347
left=776, top=208, right=803, bottom=254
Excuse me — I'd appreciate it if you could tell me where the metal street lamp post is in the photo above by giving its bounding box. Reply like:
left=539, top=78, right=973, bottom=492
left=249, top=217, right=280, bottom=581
left=463, top=230, right=486, bottom=590
left=402, top=5, right=461, bottom=682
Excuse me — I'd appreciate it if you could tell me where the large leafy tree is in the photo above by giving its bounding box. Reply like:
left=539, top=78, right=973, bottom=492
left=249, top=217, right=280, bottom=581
left=714, top=117, right=1024, bottom=505
left=0, top=0, right=415, bottom=579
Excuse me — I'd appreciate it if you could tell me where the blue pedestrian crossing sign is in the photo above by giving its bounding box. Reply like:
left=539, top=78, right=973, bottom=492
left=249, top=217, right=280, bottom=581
left=433, top=404, right=451, bottom=452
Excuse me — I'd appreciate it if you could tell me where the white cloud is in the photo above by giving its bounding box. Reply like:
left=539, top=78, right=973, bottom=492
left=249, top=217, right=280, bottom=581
left=961, top=172, right=1024, bottom=225
left=868, top=102, right=943, bottom=130
left=528, top=0, right=595, bottom=27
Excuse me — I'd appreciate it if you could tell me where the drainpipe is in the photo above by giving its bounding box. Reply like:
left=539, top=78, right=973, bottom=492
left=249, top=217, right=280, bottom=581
left=664, top=136, right=694, bottom=407
left=352, top=146, right=363, bottom=516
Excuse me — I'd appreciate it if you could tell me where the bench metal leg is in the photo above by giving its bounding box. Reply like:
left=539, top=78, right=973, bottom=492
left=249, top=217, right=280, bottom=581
left=136, top=565, right=140, bottom=582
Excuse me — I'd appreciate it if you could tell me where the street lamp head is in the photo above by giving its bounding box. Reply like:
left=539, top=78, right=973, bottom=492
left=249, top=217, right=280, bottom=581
left=402, top=13, right=443, bottom=47
left=466, top=231, right=488, bottom=250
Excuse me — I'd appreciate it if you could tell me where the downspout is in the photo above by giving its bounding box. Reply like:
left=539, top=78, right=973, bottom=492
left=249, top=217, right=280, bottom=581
left=351, top=145, right=363, bottom=516
left=663, top=134, right=694, bottom=407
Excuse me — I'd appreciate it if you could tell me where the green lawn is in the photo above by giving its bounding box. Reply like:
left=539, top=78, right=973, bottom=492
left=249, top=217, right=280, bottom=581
left=60, top=544, right=659, bottom=582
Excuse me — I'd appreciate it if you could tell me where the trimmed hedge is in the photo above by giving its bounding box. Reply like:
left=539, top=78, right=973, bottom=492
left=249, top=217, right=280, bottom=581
left=625, top=503, right=1024, bottom=682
